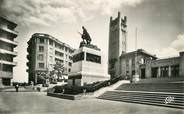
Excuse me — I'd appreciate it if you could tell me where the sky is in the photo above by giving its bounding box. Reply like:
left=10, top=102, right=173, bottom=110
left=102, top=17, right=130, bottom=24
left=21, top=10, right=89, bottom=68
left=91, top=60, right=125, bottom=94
left=0, top=0, right=183, bottom=82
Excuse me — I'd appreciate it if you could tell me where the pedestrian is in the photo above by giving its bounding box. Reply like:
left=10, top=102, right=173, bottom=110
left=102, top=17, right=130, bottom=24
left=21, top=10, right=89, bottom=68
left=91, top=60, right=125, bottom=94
left=15, top=84, right=19, bottom=92
left=31, top=81, right=34, bottom=90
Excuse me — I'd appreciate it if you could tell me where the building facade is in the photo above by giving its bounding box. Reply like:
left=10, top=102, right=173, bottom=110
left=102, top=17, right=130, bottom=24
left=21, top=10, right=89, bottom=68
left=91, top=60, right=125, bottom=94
left=108, top=12, right=127, bottom=78
left=0, top=16, right=18, bottom=86
left=119, top=50, right=184, bottom=79
left=27, top=33, right=74, bottom=84
left=120, top=49, right=157, bottom=79
left=108, top=12, right=184, bottom=80
left=139, top=52, right=184, bottom=79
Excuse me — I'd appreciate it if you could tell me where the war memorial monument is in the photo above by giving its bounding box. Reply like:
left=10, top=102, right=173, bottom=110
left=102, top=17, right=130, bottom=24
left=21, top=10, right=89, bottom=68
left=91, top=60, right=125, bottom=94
left=68, top=26, right=110, bottom=86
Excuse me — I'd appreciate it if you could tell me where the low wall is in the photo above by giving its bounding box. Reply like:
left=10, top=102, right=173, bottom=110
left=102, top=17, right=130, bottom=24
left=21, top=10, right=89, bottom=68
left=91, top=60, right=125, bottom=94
left=47, top=80, right=130, bottom=100
left=47, top=92, right=94, bottom=100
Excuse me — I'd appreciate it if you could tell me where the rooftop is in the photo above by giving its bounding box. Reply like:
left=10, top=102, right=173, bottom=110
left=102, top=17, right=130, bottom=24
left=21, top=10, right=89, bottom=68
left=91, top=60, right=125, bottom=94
left=0, top=16, right=17, bottom=28
left=121, top=49, right=158, bottom=59
left=29, top=33, right=75, bottom=50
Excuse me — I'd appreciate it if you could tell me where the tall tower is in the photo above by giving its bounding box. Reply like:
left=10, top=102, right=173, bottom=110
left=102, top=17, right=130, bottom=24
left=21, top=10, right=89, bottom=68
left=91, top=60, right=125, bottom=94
left=108, top=12, right=127, bottom=78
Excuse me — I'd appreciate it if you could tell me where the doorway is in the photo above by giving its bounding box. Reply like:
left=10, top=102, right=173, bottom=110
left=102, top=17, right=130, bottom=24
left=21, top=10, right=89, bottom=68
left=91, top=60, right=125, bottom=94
left=151, top=67, right=158, bottom=78
left=141, top=69, right=145, bottom=79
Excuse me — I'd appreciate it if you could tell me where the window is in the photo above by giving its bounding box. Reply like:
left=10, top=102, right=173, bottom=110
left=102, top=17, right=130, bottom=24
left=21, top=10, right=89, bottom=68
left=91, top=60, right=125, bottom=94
left=68, top=68, right=71, bottom=72
left=55, top=43, right=60, bottom=48
left=49, top=48, right=53, bottom=55
left=39, top=46, right=44, bottom=52
left=38, top=63, right=44, bottom=68
left=132, top=58, right=135, bottom=66
left=55, top=51, right=64, bottom=57
left=55, top=58, right=63, bottom=63
left=69, top=56, right=72, bottom=60
left=7, top=24, right=14, bottom=30
left=132, top=70, right=135, bottom=75
left=65, top=47, right=68, bottom=52
left=140, top=58, right=145, bottom=64
left=86, top=53, right=101, bottom=64
left=0, top=64, right=2, bottom=70
left=61, top=46, right=64, bottom=50
left=49, top=56, right=53, bottom=62
left=69, top=49, right=73, bottom=54
left=126, top=71, right=129, bottom=75
left=68, top=62, right=72, bottom=66
left=126, top=59, right=129, bottom=67
left=49, top=40, right=53, bottom=46
left=3, top=64, right=13, bottom=72
left=39, top=38, right=44, bottom=43
left=37, top=54, right=44, bottom=61
left=49, top=64, right=53, bottom=69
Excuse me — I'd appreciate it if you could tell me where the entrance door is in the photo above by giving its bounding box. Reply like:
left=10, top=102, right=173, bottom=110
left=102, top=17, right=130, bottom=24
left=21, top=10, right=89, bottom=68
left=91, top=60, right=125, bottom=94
left=2, top=78, right=11, bottom=86
left=72, top=78, right=75, bottom=86
left=141, top=69, right=145, bottom=79
left=151, top=67, right=158, bottom=78
left=160, top=66, right=169, bottom=77
left=171, top=65, right=179, bottom=77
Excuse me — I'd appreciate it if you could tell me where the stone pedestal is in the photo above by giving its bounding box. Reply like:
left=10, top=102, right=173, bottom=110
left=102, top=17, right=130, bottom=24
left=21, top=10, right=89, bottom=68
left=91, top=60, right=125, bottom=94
left=68, top=44, right=110, bottom=86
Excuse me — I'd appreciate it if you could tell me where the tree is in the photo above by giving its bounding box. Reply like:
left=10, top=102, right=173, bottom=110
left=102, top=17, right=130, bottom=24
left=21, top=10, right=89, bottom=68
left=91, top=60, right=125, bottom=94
left=53, top=62, right=65, bottom=82
left=49, top=70, right=57, bottom=84
left=109, top=58, right=117, bottom=79
left=37, top=74, right=46, bottom=84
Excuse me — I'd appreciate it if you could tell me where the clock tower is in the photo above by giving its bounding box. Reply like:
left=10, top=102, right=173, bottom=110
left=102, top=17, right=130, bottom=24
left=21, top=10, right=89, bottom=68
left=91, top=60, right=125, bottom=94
left=108, top=12, right=127, bottom=78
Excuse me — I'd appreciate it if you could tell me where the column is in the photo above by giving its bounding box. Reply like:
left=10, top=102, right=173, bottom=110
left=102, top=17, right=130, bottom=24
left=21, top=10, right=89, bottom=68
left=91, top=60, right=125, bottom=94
left=84, top=52, right=86, bottom=61
left=168, top=66, right=171, bottom=77
left=0, top=78, right=3, bottom=87
left=157, top=67, right=161, bottom=78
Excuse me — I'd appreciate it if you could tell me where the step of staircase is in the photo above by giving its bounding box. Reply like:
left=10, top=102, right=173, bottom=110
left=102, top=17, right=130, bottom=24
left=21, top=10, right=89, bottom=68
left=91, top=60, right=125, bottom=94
left=138, top=77, right=184, bottom=83
left=98, top=82, right=184, bottom=109
left=116, top=83, right=184, bottom=93
left=98, top=91, right=184, bottom=109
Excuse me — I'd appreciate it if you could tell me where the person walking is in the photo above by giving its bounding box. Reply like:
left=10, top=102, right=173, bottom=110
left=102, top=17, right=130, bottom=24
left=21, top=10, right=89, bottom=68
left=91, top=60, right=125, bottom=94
left=15, top=84, right=19, bottom=92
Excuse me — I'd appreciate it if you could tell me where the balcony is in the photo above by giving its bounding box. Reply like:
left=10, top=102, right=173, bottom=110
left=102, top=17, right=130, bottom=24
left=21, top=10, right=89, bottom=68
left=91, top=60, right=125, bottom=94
left=0, top=60, right=17, bottom=66
left=0, top=37, right=18, bottom=46
left=0, top=27, right=18, bottom=37
left=0, top=48, right=17, bottom=56
left=27, top=55, right=31, bottom=60
left=26, top=62, right=30, bottom=67
left=0, top=71, right=13, bottom=78
left=27, top=47, right=32, bottom=53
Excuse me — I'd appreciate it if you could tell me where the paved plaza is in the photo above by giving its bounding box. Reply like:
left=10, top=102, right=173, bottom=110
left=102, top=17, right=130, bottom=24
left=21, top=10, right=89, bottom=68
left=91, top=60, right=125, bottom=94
left=0, top=92, right=183, bottom=114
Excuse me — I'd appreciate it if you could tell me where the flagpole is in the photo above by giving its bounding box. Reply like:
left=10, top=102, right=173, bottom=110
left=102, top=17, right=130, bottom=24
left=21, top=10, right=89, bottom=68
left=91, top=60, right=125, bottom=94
left=135, top=27, right=138, bottom=75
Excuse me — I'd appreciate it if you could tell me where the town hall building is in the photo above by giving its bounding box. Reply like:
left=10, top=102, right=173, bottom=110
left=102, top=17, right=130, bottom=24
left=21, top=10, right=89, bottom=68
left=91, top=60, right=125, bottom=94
left=108, top=12, right=184, bottom=80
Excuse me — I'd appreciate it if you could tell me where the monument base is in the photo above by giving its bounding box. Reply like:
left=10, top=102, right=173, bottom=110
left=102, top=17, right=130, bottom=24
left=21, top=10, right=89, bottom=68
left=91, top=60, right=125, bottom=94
left=68, top=71, right=109, bottom=86
left=68, top=44, right=110, bottom=86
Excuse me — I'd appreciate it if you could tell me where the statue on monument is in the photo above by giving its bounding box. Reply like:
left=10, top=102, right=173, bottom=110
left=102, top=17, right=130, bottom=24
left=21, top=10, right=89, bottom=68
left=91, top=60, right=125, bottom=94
left=78, top=26, right=92, bottom=46
left=78, top=26, right=100, bottom=50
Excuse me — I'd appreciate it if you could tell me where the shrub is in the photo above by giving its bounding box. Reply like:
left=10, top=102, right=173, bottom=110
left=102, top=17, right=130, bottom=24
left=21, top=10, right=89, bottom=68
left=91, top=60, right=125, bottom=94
left=52, top=77, right=121, bottom=95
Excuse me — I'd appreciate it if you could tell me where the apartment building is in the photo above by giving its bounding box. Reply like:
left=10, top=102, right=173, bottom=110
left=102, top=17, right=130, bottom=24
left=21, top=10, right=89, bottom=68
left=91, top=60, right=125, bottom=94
left=27, top=33, right=74, bottom=84
left=0, top=16, right=18, bottom=86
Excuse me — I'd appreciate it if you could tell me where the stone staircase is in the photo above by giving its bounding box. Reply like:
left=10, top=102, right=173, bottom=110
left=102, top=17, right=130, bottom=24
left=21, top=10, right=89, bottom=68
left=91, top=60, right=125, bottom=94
left=93, top=80, right=130, bottom=97
left=116, top=83, right=184, bottom=93
left=98, top=82, right=184, bottom=109
left=137, top=77, right=184, bottom=83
